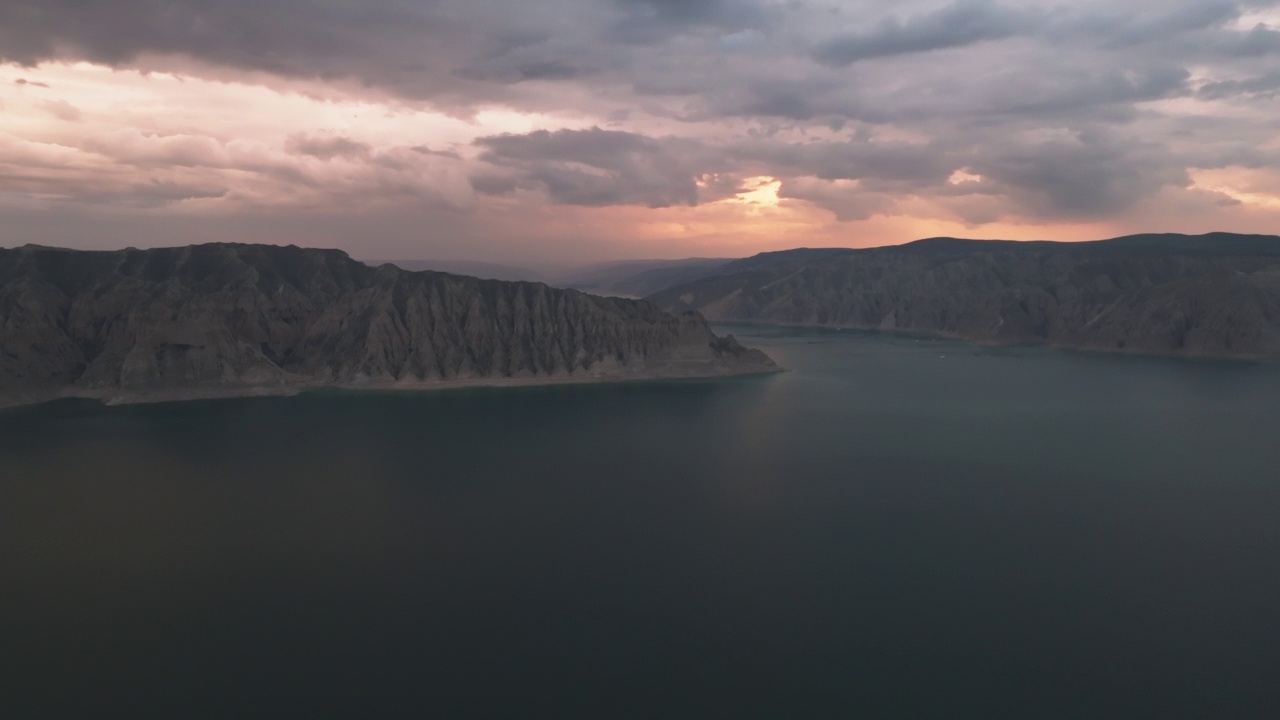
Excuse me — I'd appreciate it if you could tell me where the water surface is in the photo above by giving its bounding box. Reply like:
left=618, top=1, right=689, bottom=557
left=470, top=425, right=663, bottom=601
left=3, top=325, right=1279, bottom=718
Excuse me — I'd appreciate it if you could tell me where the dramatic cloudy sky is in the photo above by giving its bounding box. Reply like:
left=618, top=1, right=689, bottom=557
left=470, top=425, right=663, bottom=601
left=2, top=0, right=1279, bottom=264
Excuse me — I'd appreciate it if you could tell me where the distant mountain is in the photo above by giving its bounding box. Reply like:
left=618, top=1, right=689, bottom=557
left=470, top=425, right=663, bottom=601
left=557, top=258, right=732, bottom=298
left=0, top=244, right=776, bottom=409
left=372, top=257, right=735, bottom=298
left=377, top=259, right=548, bottom=283
left=647, top=233, right=1280, bottom=359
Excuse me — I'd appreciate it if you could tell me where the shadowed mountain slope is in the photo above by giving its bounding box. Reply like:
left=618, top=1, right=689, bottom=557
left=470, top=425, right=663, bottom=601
left=0, top=244, right=775, bottom=408
left=648, top=233, right=1280, bottom=359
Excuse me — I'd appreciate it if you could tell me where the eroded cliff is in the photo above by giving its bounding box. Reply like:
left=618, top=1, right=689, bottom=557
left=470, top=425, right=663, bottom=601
left=0, top=243, right=776, bottom=408
left=648, top=234, right=1280, bottom=359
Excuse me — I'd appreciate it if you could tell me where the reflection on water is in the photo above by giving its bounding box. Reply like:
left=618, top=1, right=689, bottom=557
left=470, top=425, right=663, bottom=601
left=3, top=326, right=1280, bottom=718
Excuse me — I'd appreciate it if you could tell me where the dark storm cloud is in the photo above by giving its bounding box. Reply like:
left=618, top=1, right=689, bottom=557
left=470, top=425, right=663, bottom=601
left=967, top=132, right=1190, bottom=218
left=455, top=59, right=591, bottom=84
left=0, top=0, right=1270, bottom=115
left=1054, top=0, right=1241, bottom=49
left=620, top=0, right=738, bottom=24
left=813, top=0, right=1034, bottom=67
left=475, top=128, right=699, bottom=207
left=1200, top=69, right=1280, bottom=98
left=729, top=125, right=1192, bottom=221
left=1, top=0, right=379, bottom=70
left=974, top=64, right=1192, bottom=120
left=0, top=0, right=771, bottom=104
left=609, top=0, right=771, bottom=44
left=0, top=0, right=591, bottom=107
left=2, top=0, right=1280, bottom=237
left=1218, top=23, right=1280, bottom=54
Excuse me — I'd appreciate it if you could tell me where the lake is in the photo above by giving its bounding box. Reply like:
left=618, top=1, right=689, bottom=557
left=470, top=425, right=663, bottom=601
left=3, top=325, right=1279, bottom=718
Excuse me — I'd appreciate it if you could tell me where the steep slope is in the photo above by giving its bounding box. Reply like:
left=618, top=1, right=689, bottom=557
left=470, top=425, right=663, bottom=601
left=648, top=233, right=1280, bottom=359
left=0, top=244, right=776, bottom=408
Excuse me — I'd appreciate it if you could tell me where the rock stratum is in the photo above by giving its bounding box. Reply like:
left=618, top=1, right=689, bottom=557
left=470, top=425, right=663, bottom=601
left=0, top=244, right=777, bottom=409
left=649, top=233, right=1280, bottom=360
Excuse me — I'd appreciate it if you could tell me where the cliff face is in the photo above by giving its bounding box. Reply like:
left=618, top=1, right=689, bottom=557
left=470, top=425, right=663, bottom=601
left=0, top=244, right=776, bottom=408
left=648, top=234, right=1280, bottom=359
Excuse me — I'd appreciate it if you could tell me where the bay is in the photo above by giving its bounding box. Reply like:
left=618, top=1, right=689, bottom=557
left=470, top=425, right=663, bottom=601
left=3, top=325, right=1279, bottom=718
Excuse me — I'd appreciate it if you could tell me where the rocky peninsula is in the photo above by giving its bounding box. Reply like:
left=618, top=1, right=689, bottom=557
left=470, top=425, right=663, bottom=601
left=0, top=243, right=777, bottom=409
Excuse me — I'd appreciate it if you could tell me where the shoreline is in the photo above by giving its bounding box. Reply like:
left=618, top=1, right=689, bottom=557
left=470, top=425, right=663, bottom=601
left=709, top=319, right=1278, bottom=363
left=0, top=365, right=784, bottom=413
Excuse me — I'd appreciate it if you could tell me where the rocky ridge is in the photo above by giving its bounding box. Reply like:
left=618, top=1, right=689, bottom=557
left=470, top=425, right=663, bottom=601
left=648, top=233, right=1280, bottom=359
left=0, top=243, right=777, bottom=409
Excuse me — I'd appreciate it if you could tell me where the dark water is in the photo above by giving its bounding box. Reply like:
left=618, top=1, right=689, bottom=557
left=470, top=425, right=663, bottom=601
left=3, top=325, right=1280, bottom=719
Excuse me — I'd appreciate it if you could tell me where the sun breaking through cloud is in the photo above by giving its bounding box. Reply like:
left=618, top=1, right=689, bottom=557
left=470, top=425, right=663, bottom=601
left=0, top=0, right=1278, bottom=263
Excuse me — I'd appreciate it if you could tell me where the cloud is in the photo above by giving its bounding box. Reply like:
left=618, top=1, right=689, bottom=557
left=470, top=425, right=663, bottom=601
left=813, top=0, right=1034, bottom=67
left=455, top=59, right=592, bottom=84
left=79, top=130, right=237, bottom=169
left=1219, top=23, right=1280, bottom=54
left=608, top=0, right=771, bottom=44
left=476, top=128, right=700, bottom=207
left=1, top=0, right=1279, bottom=261
left=741, top=136, right=956, bottom=186
left=1199, top=68, right=1280, bottom=98
left=40, top=99, right=81, bottom=121
left=1057, top=0, right=1242, bottom=49
left=974, top=64, right=1192, bottom=120
left=0, top=112, right=476, bottom=216
left=285, top=135, right=372, bottom=161
left=777, top=177, right=895, bottom=222
left=78, top=180, right=230, bottom=208
left=968, top=131, right=1189, bottom=218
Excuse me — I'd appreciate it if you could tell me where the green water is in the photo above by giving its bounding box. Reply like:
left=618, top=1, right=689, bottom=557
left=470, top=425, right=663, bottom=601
left=2, top=325, right=1279, bottom=718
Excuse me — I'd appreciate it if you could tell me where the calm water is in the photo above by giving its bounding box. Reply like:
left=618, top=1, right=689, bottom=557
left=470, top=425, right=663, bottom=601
left=3, top=325, right=1280, bottom=718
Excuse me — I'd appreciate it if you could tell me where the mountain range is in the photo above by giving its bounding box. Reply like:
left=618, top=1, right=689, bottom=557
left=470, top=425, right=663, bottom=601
left=4, top=231, right=1277, bottom=411
left=377, top=257, right=733, bottom=299
left=646, top=233, right=1280, bottom=359
left=0, top=244, right=776, bottom=409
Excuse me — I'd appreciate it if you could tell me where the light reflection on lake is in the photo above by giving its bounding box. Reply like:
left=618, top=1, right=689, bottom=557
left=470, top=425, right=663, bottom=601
left=3, top=325, right=1279, bottom=718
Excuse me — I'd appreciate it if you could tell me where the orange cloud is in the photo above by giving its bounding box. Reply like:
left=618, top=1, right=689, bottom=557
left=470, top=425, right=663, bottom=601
left=4, top=58, right=1280, bottom=265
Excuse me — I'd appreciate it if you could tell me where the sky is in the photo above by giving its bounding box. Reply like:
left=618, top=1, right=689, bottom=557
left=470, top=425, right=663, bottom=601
left=1, top=0, right=1279, bottom=265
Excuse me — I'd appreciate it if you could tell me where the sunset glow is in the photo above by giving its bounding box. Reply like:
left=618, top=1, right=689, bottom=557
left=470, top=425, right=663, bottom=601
left=2, top=0, right=1279, bottom=263
left=725, top=177, right=783, bottom=210
left=1190, top=168, right=1280, bottom=209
